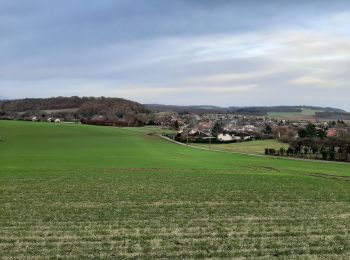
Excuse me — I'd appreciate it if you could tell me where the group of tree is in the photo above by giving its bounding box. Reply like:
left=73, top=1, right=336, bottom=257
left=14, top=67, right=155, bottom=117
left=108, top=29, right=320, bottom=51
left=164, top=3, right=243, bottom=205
left=266, top=123, right=350, bottom=162
left=211, top=121, right=224, bottom=137
left=316, top=111, right=350, bottom=120
left=271, top=126, right=297, bottom=142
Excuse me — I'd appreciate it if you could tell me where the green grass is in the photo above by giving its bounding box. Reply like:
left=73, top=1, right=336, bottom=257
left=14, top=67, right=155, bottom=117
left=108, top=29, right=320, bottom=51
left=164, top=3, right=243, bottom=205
left=124, top=125, right=176, bottom=135
left=1, top=120, right=350, bottom=258
left=192, top=139, right=288, bottom=155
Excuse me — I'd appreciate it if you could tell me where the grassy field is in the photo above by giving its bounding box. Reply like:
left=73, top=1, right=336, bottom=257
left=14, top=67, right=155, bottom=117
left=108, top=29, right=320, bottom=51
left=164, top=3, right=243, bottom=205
left=124, top=125, right=176, bottom=135
left=1, top=121, right=350, bottom=258
left=267, top=108, right=323, bottom=120
left=192, top=139, right=288, bottom=155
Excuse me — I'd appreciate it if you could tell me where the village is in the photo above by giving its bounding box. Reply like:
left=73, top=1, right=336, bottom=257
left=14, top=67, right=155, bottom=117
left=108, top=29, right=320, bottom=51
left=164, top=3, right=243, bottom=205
left=26, top=110, right=350, bottom=144
left=156, top=113, right=350, bottom=144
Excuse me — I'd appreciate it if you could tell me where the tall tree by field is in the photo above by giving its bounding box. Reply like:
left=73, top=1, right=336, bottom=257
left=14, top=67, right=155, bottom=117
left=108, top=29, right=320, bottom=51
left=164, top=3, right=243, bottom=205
left=211, top=121, right=223, bottom=137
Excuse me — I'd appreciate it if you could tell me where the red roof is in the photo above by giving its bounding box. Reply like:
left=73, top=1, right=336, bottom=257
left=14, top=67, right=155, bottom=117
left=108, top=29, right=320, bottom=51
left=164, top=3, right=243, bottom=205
left=326, top=128, right=337, bottom=138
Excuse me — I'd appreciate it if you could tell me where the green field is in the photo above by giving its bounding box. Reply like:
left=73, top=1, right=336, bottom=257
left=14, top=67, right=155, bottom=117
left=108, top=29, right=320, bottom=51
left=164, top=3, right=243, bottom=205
left=267, top=108, right=323, bottom=119
left=1, top=121, right=350, bottom=258
left=124, top=125, right=176, bottom=135
left=192, top=139, right=288, bottom=155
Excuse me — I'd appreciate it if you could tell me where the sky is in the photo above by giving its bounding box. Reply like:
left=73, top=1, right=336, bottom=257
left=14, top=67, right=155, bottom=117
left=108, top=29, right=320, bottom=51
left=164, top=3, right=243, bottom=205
left=1, top=0, right=350, bottom=110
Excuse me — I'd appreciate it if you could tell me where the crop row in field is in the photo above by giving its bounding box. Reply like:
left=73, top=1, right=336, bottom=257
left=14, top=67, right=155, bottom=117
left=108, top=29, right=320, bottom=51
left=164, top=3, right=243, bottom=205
left=0, top=121, right=349, bottom=258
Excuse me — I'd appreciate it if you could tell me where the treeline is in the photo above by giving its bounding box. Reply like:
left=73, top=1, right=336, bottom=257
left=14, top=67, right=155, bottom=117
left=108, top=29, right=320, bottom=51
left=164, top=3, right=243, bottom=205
left=1, top=96, right=147, bottom=112
left=316, top=111, right=350, bottom=120
left=228, top=106, right=302, bottom=115
left=145, top=104, right=225, bottom=114
left=266, top=124, right=350, bottom=162
left=2, top=97, right=86, bottom=111
left=80, top=118, right=130, bottom=127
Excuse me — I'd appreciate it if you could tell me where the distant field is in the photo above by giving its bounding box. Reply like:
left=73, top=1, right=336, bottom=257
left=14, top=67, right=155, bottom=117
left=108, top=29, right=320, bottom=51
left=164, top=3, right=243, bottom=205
left=40, top=108, right=79, bottom=113
left=267, top=108, right=323, bottom=119
left=192, top=139, right=288, bottom=155
left=124, top=125, right=176, bottom=134
left=1, top=121, right=350, bottom=258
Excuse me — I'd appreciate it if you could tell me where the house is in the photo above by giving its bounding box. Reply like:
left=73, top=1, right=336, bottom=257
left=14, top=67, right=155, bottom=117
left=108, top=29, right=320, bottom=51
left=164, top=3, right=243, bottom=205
left=31, top=117, right=38, bottom=121
left=218, top=133, right=233, bottom=141
left=54, top=118, right=61, bottom=123
left=326, top=128, right=337, bottom=138
left=243, top=125, right=256, bottom=132
left=189, top=128, right=200, bottom=135
left=233, top=136, right=241, bottom=141
left=198, top=122, right=212, bottom=132
left=188, top=130, right=209, bottom=138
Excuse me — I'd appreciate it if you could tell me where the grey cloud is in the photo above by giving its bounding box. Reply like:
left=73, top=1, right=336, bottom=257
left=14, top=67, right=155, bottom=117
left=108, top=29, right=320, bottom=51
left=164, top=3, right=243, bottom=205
left=1, top=0, right=350, bottom=110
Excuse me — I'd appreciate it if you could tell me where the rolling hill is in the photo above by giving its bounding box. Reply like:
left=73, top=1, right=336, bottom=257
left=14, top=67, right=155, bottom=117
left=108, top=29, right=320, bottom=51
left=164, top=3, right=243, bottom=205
left=0, top=96, right=149, bottom=125
left=145, top=104, right=346, bottom=116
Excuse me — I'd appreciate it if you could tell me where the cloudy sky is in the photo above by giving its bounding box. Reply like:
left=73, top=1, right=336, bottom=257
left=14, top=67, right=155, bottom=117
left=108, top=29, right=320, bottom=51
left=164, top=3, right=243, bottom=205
left=1, top=0, right=350, bottom=110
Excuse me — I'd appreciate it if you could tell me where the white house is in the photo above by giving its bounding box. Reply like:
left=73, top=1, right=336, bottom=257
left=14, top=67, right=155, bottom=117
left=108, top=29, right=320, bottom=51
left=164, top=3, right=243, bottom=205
left=218, top=133, right=233, bottom=141
left=54, top=118, right=61, bottom=123
left=31, top=117, right=38, bottom=121
left=243, top=125, right=256, bottom=132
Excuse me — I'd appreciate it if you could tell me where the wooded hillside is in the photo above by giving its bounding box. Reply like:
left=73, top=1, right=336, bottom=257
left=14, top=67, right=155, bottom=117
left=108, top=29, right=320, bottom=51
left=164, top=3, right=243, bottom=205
left=0, top=97, right=149, bottom=126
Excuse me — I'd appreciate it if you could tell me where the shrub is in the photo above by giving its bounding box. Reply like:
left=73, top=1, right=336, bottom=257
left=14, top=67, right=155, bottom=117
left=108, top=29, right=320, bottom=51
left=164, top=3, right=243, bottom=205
left=287, top=148, right=293, bottom=156
left=321, top=150, right=328, bottom=160
left=279, top=147, right=286, bottom=156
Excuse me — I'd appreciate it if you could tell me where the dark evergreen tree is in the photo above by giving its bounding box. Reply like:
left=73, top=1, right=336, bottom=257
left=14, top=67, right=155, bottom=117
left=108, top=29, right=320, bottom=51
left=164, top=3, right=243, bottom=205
left=211, top=122, right=223, bottom=137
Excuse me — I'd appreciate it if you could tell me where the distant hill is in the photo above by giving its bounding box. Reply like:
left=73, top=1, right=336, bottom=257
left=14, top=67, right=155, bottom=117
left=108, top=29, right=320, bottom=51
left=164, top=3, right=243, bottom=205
left=145, top=104, right=226, bottom=114
left=144, top=104, right=346, bottom=116
left=296, top=106, right=345, bottom=113
left=0, top=97, right=149, bottom=125
left=1, top=98, right=347, bottom=123
left=316, top=111, right=350, bottom=120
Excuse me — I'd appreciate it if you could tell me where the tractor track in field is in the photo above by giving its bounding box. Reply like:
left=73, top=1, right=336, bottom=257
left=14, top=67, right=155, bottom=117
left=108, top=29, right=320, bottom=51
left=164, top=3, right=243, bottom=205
left=285, top=170, right=350, bottom=182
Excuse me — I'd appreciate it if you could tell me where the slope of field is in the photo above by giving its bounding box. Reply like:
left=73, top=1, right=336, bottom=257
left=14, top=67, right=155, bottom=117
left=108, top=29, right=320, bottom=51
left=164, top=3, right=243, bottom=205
left=267, top=108, right=325, bottom=121
left=1, top=121, right=350, bottom=258
left=124, top=125, right=176, bottom=135
left=192, top=139, right=288, bottom=155
left=267, top=108, right=323, bottom=117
